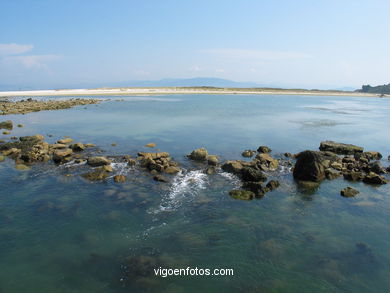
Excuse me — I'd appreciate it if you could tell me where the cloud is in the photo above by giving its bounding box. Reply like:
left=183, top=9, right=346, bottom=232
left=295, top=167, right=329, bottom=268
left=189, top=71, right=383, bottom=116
left=202, top=49, right=312, bottom=61
left=5, top=54, right=62, bottom=70
left=0, top=43, right=33, bottom=55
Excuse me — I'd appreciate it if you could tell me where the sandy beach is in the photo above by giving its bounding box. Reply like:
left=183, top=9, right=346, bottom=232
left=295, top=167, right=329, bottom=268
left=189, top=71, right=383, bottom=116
left=0, top=87, right=380, bottom=97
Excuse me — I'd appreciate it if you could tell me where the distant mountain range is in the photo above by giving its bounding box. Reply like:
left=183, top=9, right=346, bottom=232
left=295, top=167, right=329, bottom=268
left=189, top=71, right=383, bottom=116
left=0, top=77, right=358, bottom=91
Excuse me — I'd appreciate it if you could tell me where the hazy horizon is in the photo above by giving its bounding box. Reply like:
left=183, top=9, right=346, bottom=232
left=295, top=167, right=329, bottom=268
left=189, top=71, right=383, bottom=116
left=1, top=0, right=389, bottom=90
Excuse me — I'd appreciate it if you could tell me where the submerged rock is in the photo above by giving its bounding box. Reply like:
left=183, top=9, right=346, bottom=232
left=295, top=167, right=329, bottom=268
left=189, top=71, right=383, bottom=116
left=341, top=187, right=359, bottom=197
left=241, top=167, right=267, bottom=182
left=144, top=142, right=156, bottom=148
left=188, top=147, right=208, bottom=161
left=319, top=141, right=363, bottom=155
left=114, top=175, right=126, bottom=183
left=229, top=189, right=254, bottom=200
left=82, top=169, right=108, bottom=181
left=153, top=174, right=168, bottom=182
left=293, top=150, right=326, bottom=182
left=242, top=182, right=268, bottom=197
left=266, top=180, right=280, bottom=191
left=15, top=164, right=30, bottom=170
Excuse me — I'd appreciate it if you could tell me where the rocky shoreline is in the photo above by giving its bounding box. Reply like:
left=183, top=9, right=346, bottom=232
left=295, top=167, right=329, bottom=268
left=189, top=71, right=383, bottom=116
left=1, top=119, right=389, bottom=200
left=0, top=98, right=100, bottom=115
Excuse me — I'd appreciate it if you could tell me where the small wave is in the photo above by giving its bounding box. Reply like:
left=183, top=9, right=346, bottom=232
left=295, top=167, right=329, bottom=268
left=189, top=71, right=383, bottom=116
left=154, top=170, right=208, bottom=213
left=218, top=171, right=241, bottom=185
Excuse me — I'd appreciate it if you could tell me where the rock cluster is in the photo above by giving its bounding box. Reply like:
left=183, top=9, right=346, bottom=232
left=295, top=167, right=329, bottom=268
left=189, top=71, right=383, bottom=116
left=0, top=98, right=100, bottom=115
left=221, top=145, right=280, bottom=199
left=293, top=141, right=388, bottom=188
left=138, top=151, right=181, bottom=177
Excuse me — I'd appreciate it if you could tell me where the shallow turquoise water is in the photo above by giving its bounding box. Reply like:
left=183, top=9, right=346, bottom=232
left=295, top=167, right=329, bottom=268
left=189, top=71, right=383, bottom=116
left=1, top=94, right=390, bottom=292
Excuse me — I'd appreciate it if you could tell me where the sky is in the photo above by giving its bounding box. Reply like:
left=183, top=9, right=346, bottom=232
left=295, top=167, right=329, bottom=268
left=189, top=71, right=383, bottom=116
left=0, top=0, right=389, bottom=90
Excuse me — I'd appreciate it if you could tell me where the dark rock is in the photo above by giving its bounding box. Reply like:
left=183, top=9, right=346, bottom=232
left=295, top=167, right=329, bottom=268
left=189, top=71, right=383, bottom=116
left=319, top=141, right=363, bottom=155
left=341, top=187, right=359, bottom=197
left=204, top=166, right=216, bottom=175
left=266, top=180, right=280, bottom=190
left=367, top=161, right=385, bottom=174
left=242, top=182, right=268, bottom=197
left=188, top=147, right=208, bottom=161
left=229, top=189, right=254, bottom=200
left=325, top=168, right=341, bottom=180
left=53, top=148, right=73, bottom=164
left=242, top=150, right=255, bottom=157
left=343, top=171, right=364, bottom=181
left=257, top=146, right=271, bottom=153
left=293, top=150, right=326, bottom=182
left=0, top=120, right=13, bottom=130
left=153, top=174, right=168, bottom=182
left=284, top=152, right=292, bottom=157
left=221, top=160, right=244, bottom=175
left=70, top=142, right=85, bottom=151
left=363, top=172, right=388, bottom=185
left=87, top=156, right=111, bottom=166
left=241, top=167, right=267, bottom=182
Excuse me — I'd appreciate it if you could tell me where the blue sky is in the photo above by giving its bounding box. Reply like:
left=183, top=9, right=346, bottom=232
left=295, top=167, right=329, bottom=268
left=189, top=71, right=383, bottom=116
left=0, top=0, right=389, bottom=89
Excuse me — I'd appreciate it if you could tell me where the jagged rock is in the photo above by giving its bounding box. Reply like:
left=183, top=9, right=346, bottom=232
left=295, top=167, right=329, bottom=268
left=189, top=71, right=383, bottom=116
left=330, top=162, right=343, bottom=170
left=319, top=141, right=363, bottom=155
left=257, top=146, right=271, bottom=153
left=0, top=120, right=13, bottom=130
left=153, top=174, right=168, bottom=182
left=114, top=175, right=126, bottom=183
left=325, top=168, right=341, bottom=180
left=207, top=155, right=219, bottom=166
left=293, top=150, right=326, bottom=182
left=341, top=187, right=359, bottom=197
left=221, top=160, right=244, bottom=175
left=87, top=156, right=111, bottom=166
left=363, top=172, right=388, bottom=185
left=367, top=161, right=385, bottom=174
left=255, top=153, right=278, bottom=170
left=53, top=148, right=73, bottom=163
left=266, top=180, right=280, bottom=190
left=343, top=171, right=364, bottom=181
left=188, top=148, right=208, bottom=161
left=144, top=142, right=156, bottom=148
left=71, top=143, right=85, bottom=151
left=356, top=151, right=382, bottom=161
left=242, top=150, right=255, bottom=157
left=229, top=189, right=254, bottom=200
left=241, top=167, right=267, bottom=182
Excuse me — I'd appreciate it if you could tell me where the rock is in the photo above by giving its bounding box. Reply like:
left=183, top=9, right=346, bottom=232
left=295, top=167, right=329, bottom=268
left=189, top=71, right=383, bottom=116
left=138, top=152, right=170, bottom=160
left=87, top=156, right=111, bottom=166
left=330, top=162, right=343, bottom=170
left=319, top=141, right=363, bottom=155
left=82, top=169, right=108, bottom=181
left=102, top=165, right=113, bottom=172
left=51, top=143, right=67, bottom=149
left=15, top=164, right=30, bottom=170
left=2, top=148, right=20, bottom=156
left=188, top=147, right=208, bottom=161
left=20, top=134, right=44, bottom=142
left=229, top=189, right=254, bottom=200
left=221, top=160, right=244, bottom=174
left=343, top=171, right=364, bottom=181
left=114, top=175, right=126, bottom=183
left=0, top=120, right=13, bottom=130
left=0, top=155, right=4, bottom=162
left=362, top=151, right=382, bottom=160
left=367, top=161, right=385, bottom=174
left=2, top=131, right=10, bottom=135
left=297, top=180, right=320, bottom=191
left=153, top=174, right=168, bottom=183
left=242, top=150, right=255, bottom=157
left=257, top=146, right=271, bottom=153
left=341, top=187, right=359, bottom=197
left=293, top=151, right=326, bottom=182
left=145, top=142, right=156, bottom=148
left=242, top=182, right=268, bottom=197
left=165, top=166, right=180, bottom=174
left=255, top=153, right=279, bottom=170
left=284, top=152, right=292, bottom=157
left=127, top=159, right=137, bottom=166
left=363, top=172, right=388, bottom=185
left=325, top=168, right=341, bottom=180
left=84, top=143, right=96, bottom=148
left=17, top=124, right=23, bottom=128
left=71, top=143, right=85, bottom=151
left=266, top=180, right=280, bottom=191
left=241, top=167, right=267, bottom=182
left=57, top=138, right=73, bottom=144
left=53, top=148, right=73, bottom=163
left=207, top=155, right=219, bottom=166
